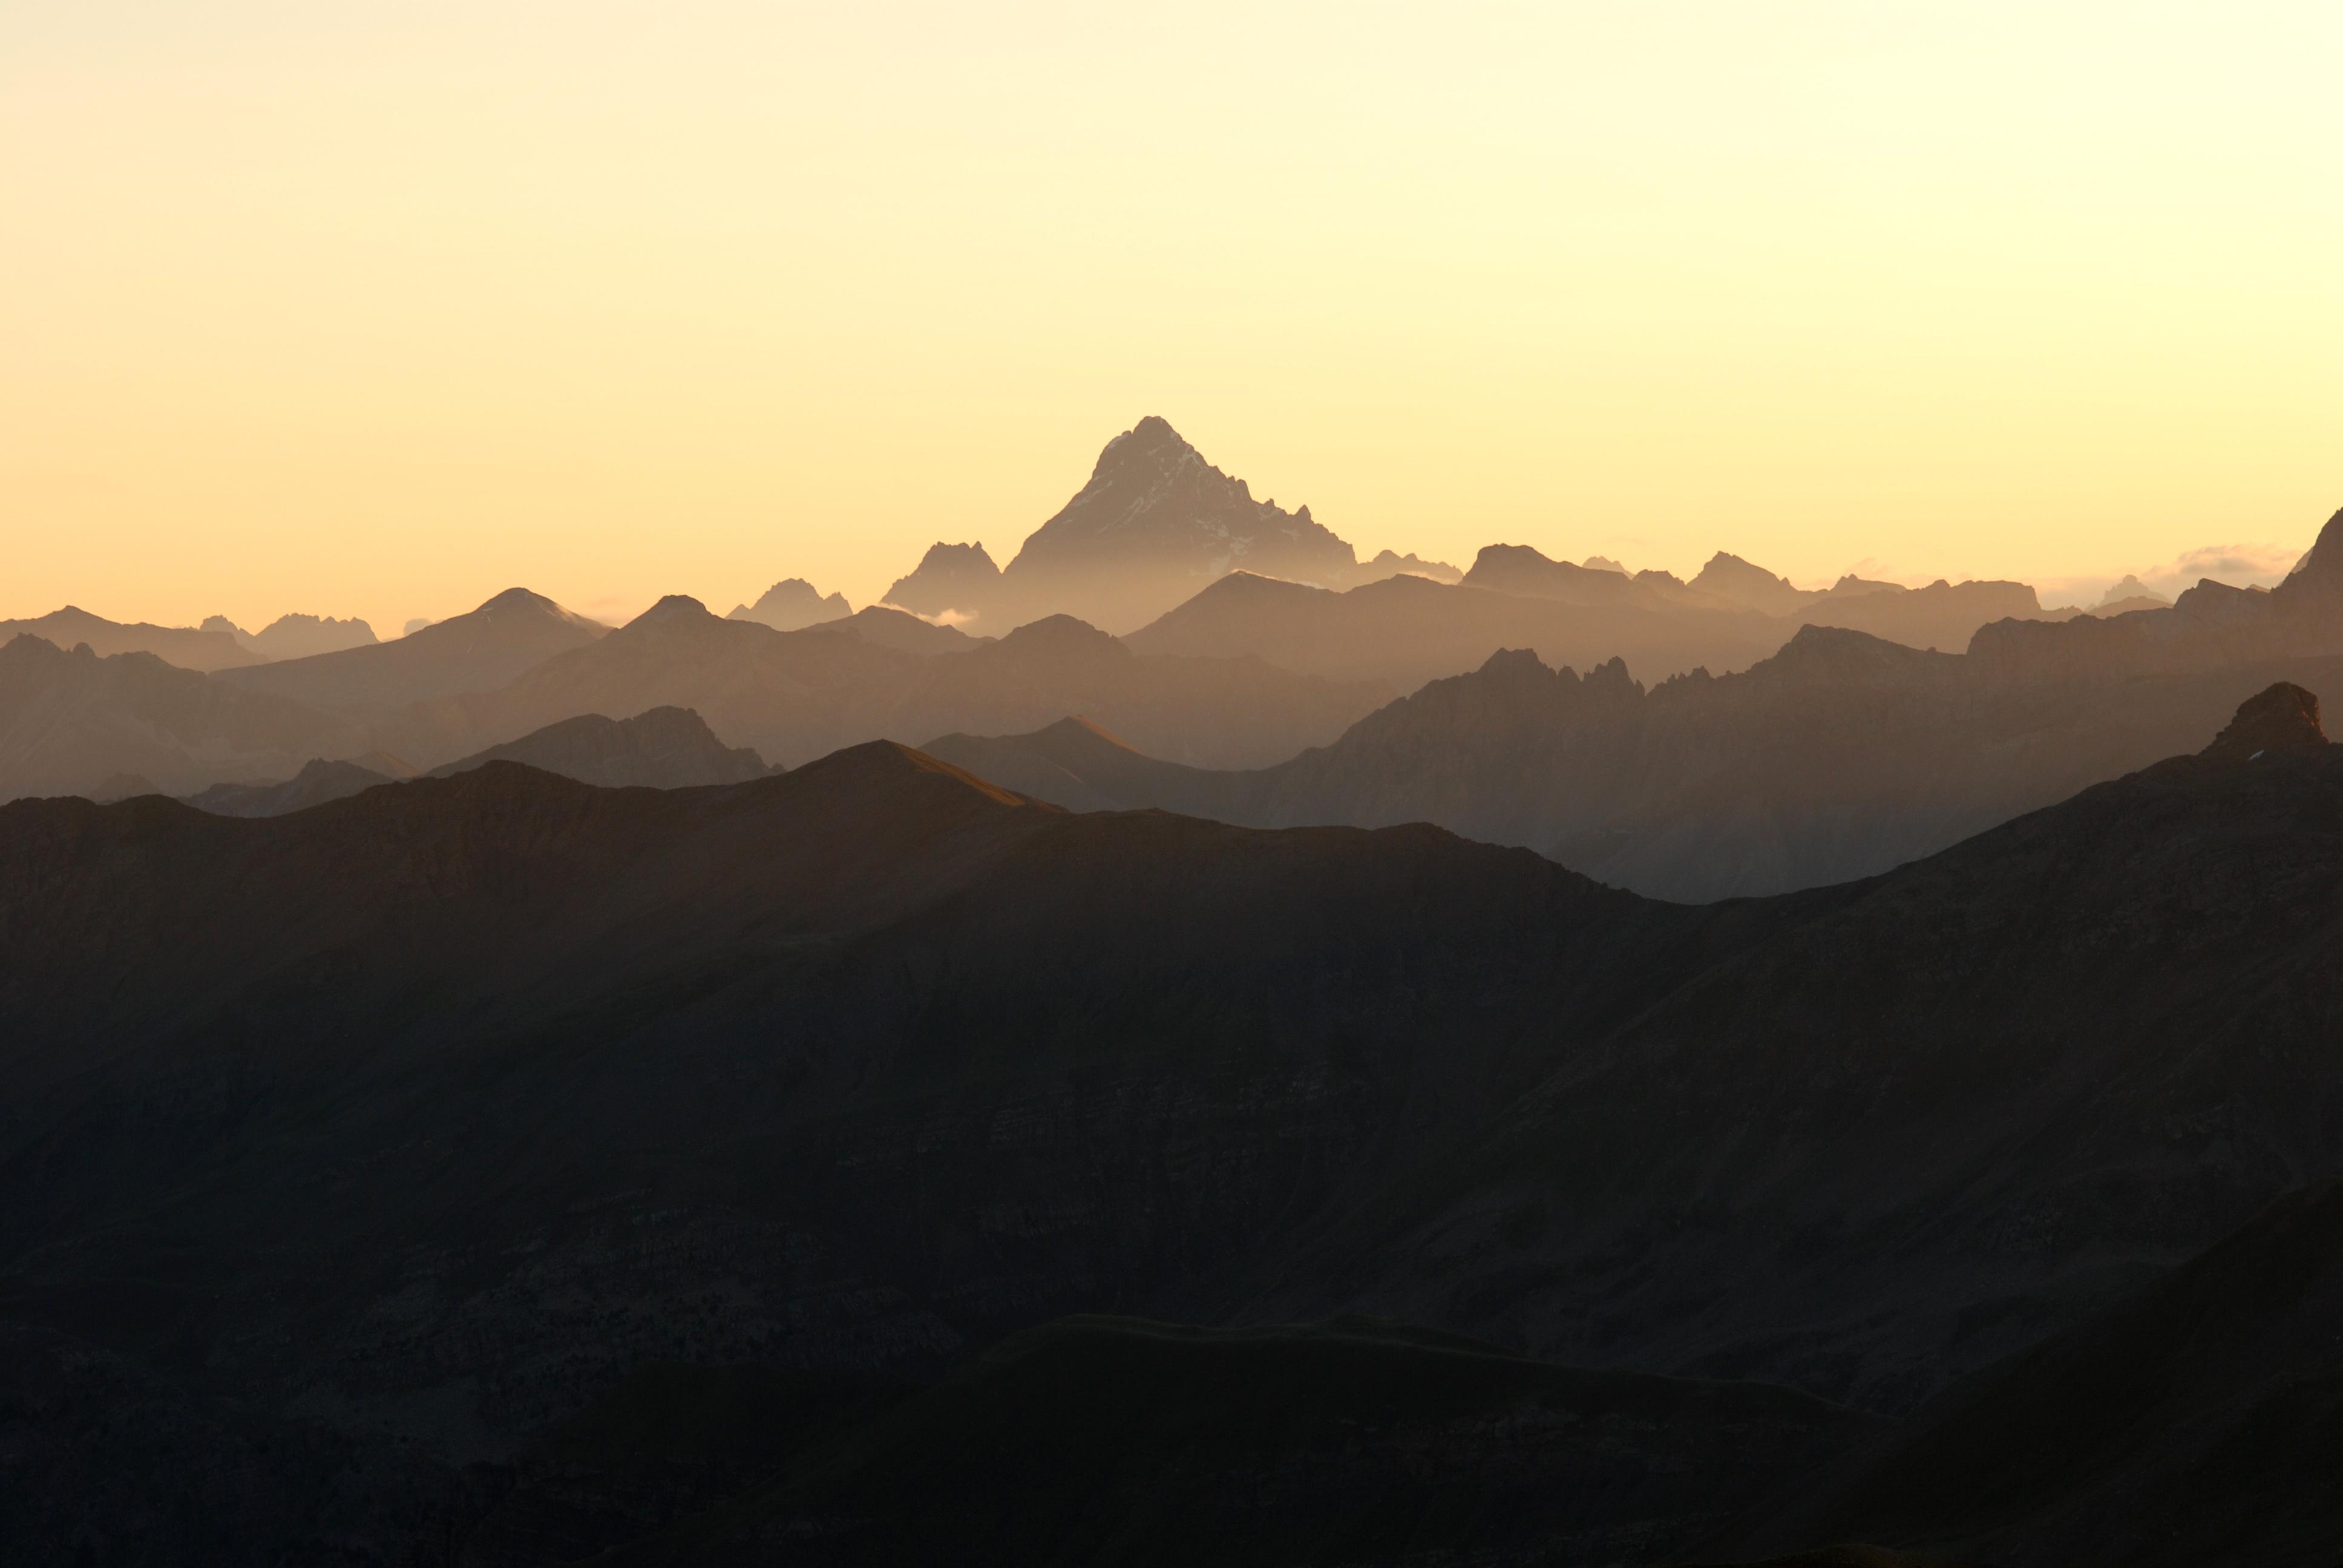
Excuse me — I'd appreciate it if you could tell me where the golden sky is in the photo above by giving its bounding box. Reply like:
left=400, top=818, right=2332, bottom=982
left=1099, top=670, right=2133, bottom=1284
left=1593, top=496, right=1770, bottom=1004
left=6, top=2, right=2339, bottom=636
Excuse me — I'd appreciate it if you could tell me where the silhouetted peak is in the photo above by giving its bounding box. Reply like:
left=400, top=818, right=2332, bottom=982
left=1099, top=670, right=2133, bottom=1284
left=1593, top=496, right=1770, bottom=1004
left=1582, top=655, right=1642, bottom=695
left=995, top=615, right=1130, bottom=660
left=1094, top=415, right=1193, bottom=475
left=631, top=595, right=716, bottom=626
left=477, top=587, right=557, bottom=615
left=1475, top=647, right=1555, bottom=682
left=912, top=541, right=1000, bottom=576
left=1689, top=552, right=1814, bottom=615
left=2203, top=682, right=2327, bottom=759
left=790, top=738, right=1034, bottom=808
left=1034, top=714, right=1141, bottom=751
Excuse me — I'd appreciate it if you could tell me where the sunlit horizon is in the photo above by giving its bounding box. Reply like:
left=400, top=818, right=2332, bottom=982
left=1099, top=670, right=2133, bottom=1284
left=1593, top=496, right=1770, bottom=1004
left=8, top=2, right=2339, bottom=639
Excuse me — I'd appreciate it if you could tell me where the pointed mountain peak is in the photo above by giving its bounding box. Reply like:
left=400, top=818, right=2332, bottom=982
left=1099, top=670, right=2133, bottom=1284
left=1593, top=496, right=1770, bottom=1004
left=2203, top=682, right=2327, bottom=759
left=1095, top=414, right=1193, bottom=473
left=631, top=595, right=716, bottom=625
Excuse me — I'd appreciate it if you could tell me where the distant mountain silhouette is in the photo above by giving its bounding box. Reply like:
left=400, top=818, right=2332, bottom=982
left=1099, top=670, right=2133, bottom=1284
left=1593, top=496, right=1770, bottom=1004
left=362, top=596, right=1386, bottom=772
left=2093, top=572, right=2170, bottom=609
left=0, top=634, right=355, bottom=801
left=1971, top=505, right=2343, bottom=680
left=202, top=612, right=379, bottom=659
left=883, top=540, right=1003, bottom=620
left=938, top=624, right=2343, bottom=901
left=215, top=587, right=606, bottom=708
left=801, top=603, right=985, bottom=655
left=1122, top=567, right=1784, bottom=694
left=727, top=577, right=851, bottom=630
left=426, top=705, right=771, bottom=787
left=0, top=606, right=262, bottom=672
left=182, top=756, right=404, bottom=817
left=883, top=419, right=1454, bottom=635
left=1689, top=550, right=1822, bottom=615
left=1793, top=577, right=2045, bottom=652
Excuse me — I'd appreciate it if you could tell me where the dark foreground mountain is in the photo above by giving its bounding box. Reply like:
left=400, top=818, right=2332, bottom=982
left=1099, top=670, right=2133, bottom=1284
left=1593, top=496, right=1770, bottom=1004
left=0, top=633, right=355, bottom=802
left=1708, top=1168, right=2343, bottom=1567
left=939, top=625, right=2343, bottom=901
left=4, top=689, right=2339, bottom=1561
left=1237, top=684, right=2343, bottom=1413
left=216, top=587, right=608, bottom=708
left=0, top=605, right=263, bottom=672
left=427, top=706, right=772, bottom=787
left=543, top=1317, right=1878, bottom=1568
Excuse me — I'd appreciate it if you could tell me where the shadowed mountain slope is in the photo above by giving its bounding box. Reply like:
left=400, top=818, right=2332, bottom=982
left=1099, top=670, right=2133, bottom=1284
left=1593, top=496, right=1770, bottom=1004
left=0, top=606, right=263, bottom=672
left=217, top=587, right=608, bottom=708
left=427, top=706, right=772, bottom=787
left=595, top=1316, right=1881, bottom=1568
left=0, top=635, right=357, bottom=802
left=0, top=745, right=1820, bottom=1465
left=5, top=690, right=2342, bottom=1560
left=1236, top=686, right=2343, bottom=1414
left=1716, top=1169, right=2343, bottom=1567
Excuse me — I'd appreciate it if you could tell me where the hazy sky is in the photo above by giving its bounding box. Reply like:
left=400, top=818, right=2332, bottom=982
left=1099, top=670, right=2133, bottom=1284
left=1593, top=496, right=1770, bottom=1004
left=7, top=1, right=2339, bottom=634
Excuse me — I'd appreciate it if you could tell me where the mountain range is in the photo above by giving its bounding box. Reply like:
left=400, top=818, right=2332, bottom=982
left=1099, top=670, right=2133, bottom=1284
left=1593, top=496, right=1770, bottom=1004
left=2, top=682, right=2339, bottom=1562
left=925, top=623, right=2343, bottom=901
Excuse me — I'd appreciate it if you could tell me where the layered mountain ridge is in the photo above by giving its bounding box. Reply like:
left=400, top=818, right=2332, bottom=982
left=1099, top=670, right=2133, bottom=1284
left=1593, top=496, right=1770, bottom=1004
left=3, top=686, right=2340, bottom=1563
